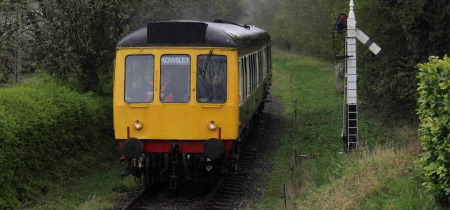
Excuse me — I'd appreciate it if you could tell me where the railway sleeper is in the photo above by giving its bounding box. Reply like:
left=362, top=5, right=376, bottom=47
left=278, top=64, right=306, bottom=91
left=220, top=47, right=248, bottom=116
left=210, top=201, right=232, bottom=206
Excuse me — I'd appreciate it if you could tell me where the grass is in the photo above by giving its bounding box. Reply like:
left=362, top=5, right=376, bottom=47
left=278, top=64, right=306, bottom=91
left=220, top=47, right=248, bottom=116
left=22, top=163, right=136, bottom=210
left=256, top=49, right=445, bottom=209
left=255, top=50, right=345, bottom=209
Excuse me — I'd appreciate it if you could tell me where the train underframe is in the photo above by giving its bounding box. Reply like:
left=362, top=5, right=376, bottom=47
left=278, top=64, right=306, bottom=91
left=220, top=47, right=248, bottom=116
left=119, top=138, right=243, bottom=189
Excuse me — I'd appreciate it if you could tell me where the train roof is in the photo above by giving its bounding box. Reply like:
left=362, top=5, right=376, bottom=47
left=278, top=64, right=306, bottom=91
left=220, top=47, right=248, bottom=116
left=117, top=20, right=270, bottom=48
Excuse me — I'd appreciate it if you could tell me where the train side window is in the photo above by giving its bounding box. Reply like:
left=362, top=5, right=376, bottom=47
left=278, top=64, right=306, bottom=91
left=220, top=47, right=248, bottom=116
left=249, top=54, right=253, bottom=93
left=244, top=56, right=249, bottom=98
left=253, top=54, right=256, bottom=90
left=197, top=55, right=227, bottom=103
left=256, top=51, right=260, bottom=86
left=269, top=45, right=272, bottom=70
left=251, top=53, right=255, bottom=89
left=252, top=54, right=256, bottom=91
left=124, top=55, right=154, bottom=103
left=258, top=51, right=263, bottom=84
left=263, top=47, right=267, bottom=78
left=239, top=58, right=243, bottom=105
left=266, top=47, right=269, bottom=71
left=160, top=55, right=191, bottom=103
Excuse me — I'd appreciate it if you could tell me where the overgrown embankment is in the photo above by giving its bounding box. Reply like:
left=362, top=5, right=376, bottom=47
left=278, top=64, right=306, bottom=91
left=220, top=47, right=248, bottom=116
left=256, top=49, right=444, bottom=209
left=0, top=77, right=116, bottom=209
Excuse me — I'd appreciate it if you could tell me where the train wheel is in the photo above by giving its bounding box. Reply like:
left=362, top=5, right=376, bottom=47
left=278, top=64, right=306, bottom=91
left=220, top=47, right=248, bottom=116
left=229, top=140, right=240, bottom=172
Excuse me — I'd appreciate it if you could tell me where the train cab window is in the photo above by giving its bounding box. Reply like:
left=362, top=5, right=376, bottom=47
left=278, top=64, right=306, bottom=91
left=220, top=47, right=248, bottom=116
left=160, top=55, right=191, bottom=103
left=124, top=55, right=154, bottom=103
left=197, top=55, right=227, bottom=103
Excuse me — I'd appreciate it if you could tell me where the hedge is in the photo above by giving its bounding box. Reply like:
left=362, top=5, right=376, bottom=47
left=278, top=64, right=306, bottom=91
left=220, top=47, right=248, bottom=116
left=417, top=55, right=450, bottom=202
left=0, top=77, right=116, bottom=208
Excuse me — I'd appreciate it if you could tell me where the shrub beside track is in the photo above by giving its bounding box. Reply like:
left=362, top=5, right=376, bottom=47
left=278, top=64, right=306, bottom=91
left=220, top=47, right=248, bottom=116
left=0, top=77, right=115, bottom=208
left=417, top=55, right=450, bottom=203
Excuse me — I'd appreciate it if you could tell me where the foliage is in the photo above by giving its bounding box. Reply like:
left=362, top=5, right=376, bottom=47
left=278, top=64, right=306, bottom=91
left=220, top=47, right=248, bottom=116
left=417, top=55, right=450, bottom=203
left=127, top=0, right=247, bottom=31
left=0, top=76, right=116, bottom=209
left=245, top=0, right=347, bottom=57
left=22, top=0, right=143, bottom=92
left=357, top=0, right=449, bottom=121
left=0, top=0, right=29, bottom=79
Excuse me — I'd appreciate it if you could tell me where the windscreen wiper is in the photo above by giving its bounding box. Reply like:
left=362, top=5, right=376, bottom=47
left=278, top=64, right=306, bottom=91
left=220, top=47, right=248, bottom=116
left=198, top=50, right=214, bottom=99
left=214, top=19, right=250, bottom=30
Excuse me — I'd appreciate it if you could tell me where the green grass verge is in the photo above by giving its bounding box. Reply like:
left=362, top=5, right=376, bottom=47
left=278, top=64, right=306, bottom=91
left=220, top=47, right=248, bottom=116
left=256, top=49, right=444, bottom=209
left=256, top=49, right=345, bottom=209
left=23, top=163, right=136, bottom=210
left=362, top=175, right=440, bottom=210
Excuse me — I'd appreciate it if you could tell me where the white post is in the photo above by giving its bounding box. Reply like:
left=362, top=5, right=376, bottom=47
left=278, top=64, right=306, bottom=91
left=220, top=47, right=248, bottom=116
left=346, top=0, right=358, bottom=150
left=347, top=0, right=357, bottom=105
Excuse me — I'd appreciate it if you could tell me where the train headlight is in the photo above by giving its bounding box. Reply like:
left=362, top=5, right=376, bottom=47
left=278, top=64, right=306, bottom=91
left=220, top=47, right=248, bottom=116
left=133, top=120, right=143, bottom=130
left=207, top=120, right=217, bottom=130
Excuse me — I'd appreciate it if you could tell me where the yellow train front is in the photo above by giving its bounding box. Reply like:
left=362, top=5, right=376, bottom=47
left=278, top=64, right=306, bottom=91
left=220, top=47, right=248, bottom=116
left=114, top=20, right=271, bottom=187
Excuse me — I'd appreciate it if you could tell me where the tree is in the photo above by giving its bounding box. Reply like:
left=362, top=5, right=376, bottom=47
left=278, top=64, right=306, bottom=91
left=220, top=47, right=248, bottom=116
left=22, top=0, right=142, bottom=92
left=128, top=0, right=247, bottom=31
left=356, top=0, right=450, bottom=120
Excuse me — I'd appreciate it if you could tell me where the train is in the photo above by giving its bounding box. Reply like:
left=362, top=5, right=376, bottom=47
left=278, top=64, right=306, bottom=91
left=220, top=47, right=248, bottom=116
left=113, top=20, right=272, bottom=188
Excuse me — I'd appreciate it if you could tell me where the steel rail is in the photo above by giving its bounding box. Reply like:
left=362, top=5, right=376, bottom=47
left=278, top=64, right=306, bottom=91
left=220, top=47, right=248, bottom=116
left=121, top=187, right=147, bottom=210
left=197, top=178, right=224, bottom=210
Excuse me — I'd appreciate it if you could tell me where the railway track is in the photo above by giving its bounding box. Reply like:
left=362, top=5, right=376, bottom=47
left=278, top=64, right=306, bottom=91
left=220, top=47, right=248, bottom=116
left=197, top=125, right=263, bottom=210
left=114, top=184, right=146, bottom=210
left=115, top=112, right=266, bottom=210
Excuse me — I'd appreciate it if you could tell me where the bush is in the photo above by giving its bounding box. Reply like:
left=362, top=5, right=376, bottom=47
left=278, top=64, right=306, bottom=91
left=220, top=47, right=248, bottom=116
left=0, top=76, right=116, bottom=208
left=417, top=55, right=450, bottom=203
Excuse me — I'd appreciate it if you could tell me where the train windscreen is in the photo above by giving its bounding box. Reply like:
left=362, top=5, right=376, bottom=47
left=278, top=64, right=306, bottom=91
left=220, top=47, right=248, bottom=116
left=196, top=55, right=227, bottom=103
left=124, top=55, right=154, bottom=103
left=160, top=55, right=191, bottom=103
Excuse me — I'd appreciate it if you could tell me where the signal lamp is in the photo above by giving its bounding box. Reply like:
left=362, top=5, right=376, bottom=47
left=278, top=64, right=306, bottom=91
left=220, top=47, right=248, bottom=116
left=207, top=120, right=217, bottom=131
left=334, top=13, right=348, bottom=33
left=133, top=120, right=143, bottom=130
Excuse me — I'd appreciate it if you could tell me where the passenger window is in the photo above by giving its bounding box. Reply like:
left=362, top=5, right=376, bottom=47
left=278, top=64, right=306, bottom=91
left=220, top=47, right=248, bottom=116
left=125, top=55, right=154, bottom=103
left=259, top=51, right=263, bottom=83
left=160, top=55, right=191, bottom=103
left=197, top=55, right=227, bottom=103
left=239, top=59, right=243, bottom=105
left=245, top=56, right=249, bottom=98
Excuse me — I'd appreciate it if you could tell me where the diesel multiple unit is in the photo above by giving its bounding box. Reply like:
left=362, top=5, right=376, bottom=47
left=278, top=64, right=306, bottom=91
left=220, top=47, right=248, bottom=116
left=114, top=20, right=271, bottom=187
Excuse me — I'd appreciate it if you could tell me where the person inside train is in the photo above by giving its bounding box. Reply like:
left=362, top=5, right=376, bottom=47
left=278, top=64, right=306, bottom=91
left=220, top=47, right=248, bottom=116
left=211, top=73, right=226, bottom=102
left=160, top=72, right=174, bottom=102
left=130, top=76, right=153, bottom=102
left=145, top=77, right=154, bottom=102
left=127, top=57, right=154, bottom=102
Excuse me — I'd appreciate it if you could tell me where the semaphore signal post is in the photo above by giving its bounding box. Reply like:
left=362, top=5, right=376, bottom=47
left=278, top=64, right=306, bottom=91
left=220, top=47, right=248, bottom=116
left=335, top=0, right=381, bottom=151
